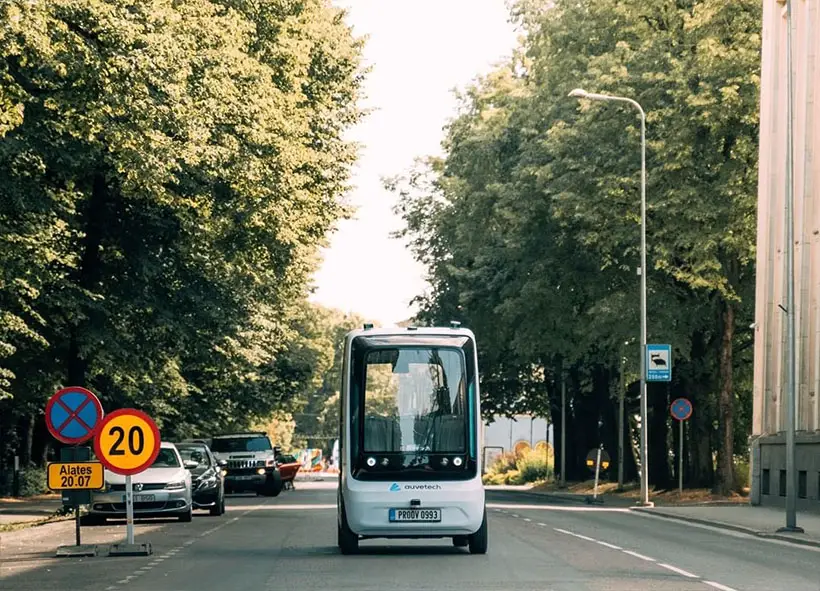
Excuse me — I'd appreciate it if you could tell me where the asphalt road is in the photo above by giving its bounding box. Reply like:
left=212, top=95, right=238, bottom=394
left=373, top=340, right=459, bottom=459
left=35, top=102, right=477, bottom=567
left=1, top=481, right=818, bottom=591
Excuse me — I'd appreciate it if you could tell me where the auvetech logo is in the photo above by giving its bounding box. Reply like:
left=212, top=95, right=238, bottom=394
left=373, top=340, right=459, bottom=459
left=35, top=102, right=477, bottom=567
left=389, top=483, right=442, bottom=491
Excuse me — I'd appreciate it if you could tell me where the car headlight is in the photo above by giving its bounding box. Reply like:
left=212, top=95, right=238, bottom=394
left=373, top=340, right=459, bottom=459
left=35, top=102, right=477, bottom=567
left=265, top=459, right=275, bottom=467
left=195, top=474, right=218, bottom=489
left=166, top=480, right=186, bottom=491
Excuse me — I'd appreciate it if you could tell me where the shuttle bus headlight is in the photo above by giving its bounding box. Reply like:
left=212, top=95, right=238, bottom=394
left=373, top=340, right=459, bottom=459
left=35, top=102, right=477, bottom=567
left=381, top=457, right=390, bottom=467
left=453, top=457, right=463, bottom=467
left=441, top=457, right=449, bottom=466
left=366, top=457, right=376, bottom=467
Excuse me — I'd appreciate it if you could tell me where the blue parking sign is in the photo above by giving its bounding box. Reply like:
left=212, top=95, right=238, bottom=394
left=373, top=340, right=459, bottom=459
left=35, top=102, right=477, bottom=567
left=646, top=344, right=672, bottom=382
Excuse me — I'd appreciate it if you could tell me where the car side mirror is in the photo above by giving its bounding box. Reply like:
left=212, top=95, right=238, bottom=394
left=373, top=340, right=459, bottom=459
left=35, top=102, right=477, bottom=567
left=218, top=459, right=227, bottom=468
left=184, top=460, right=199, bottom=470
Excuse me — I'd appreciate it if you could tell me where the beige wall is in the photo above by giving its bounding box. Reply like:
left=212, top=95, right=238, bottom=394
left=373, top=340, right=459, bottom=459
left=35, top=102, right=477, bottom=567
left=752, top=0, right=820, bottom=437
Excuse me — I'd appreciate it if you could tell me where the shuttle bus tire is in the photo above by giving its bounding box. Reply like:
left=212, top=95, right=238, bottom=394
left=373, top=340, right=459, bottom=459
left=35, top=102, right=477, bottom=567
left=468, top=508, right=488, bottom=555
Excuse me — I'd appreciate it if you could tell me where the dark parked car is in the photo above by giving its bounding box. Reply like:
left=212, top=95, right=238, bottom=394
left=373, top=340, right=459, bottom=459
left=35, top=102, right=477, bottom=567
left=176, top=441, right=226, bottom=516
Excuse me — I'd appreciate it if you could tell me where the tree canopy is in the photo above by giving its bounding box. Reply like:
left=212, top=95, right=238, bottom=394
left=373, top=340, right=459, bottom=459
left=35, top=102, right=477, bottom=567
left=390, top=0, right=761, bottom=492
left=0, top=0, right=364, bottom=471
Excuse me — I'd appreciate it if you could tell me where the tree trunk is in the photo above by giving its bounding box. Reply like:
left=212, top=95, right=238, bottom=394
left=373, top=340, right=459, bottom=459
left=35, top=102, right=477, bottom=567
left=67, top=173, right=107, bottom=386
left=22, top=415, right=34, bottom=466
left=716, top=300, right=735, bottom=495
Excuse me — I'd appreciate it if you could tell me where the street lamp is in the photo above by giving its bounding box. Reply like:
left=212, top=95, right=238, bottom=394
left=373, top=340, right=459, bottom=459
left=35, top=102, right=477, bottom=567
left=569, top=88, right=653, bottom=507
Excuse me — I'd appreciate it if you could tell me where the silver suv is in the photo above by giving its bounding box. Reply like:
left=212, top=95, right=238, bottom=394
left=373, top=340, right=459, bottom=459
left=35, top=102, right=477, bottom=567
left=209, top=432, right=283, bottom=497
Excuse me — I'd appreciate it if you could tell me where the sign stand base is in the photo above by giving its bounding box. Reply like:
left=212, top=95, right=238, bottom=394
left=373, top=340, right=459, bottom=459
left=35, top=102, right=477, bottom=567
left=109, top=543, right=152, bottom=557
left=56, top=544, right=98, bottom=557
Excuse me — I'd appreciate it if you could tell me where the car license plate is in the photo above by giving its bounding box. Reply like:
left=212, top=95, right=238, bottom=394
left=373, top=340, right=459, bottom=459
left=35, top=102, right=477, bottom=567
left=233, top=475, right=255, bottom=480
left=123, top=494, right=156, bottom=503
left=389, top=508, right=441, bottom=522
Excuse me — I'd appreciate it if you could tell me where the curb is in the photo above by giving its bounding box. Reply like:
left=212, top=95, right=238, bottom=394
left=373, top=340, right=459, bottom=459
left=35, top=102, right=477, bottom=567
left=631, top=507, right=820, bottom=549
left=487, top=488, right=635, bottom=508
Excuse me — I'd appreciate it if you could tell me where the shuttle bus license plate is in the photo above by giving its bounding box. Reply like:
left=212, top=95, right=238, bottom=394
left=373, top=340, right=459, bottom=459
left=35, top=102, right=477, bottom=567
left=389, top=508, right=441, bottom=522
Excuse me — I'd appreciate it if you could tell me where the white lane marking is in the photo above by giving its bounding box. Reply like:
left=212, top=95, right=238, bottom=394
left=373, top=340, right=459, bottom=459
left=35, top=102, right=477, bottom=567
left=658, top=563, right=699, bottom=578
left=487, top=503, right=630, bottom=513
left=523, top=518, right=532, bottom=522
left=511, top=513, right=520, bottom=518
left=573, top=533, right=596, bottom=542
left=554, top=528, right=572, bottom=535
left=705, top=582, right=738, bottom=591
left=538, top=522, right=547, bottom=526
left=596, top=541, right=622, bottom=550
left=622, top=550, right=656, bottom=562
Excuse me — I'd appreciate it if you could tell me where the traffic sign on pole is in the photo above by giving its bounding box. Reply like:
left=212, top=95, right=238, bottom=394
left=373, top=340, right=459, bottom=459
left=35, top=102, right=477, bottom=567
left=646, top=344, right=672, bottom=382
left=585, top=448, right=611, bottom=472
left=94, top=408, right=161, bottom=476
left=45, top=387, right=104, bottom=445
left=670, top=398, right=693, bottom=421
left=670, top=398, right=692, bottom=495
left=94, top=408, right=159, bottom=555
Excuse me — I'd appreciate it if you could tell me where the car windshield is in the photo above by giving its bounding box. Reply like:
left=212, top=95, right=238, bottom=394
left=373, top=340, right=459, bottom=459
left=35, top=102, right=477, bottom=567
left=151, top=448, right=181, bottom=468
left=210, top=437, right=272, bottom=453
left=362, top=347, right=467, bottom=454
left=177, top=446, right=211, bottom=467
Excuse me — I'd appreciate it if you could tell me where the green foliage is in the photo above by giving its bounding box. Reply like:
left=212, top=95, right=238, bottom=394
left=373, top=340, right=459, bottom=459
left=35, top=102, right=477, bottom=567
left=0, top=0, right=364, bottom=464
left=482, top=450, right=552, bottom=485
left=392, top=0, right=761, bottom=490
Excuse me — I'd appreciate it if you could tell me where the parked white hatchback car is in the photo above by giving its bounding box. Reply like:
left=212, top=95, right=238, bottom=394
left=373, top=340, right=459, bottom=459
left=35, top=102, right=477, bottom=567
left=84, top=442, right=195, bottom=524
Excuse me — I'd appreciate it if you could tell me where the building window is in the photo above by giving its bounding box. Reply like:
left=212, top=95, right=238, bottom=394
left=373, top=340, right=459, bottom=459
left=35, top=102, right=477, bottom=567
left=798, top=471, right=807, bottom=499
left=762, top=469, right=770, bottom=495
left=779, top=470, right=787, bottom=496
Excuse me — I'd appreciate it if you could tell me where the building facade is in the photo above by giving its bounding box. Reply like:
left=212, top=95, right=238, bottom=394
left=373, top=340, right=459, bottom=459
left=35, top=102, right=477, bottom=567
left=751, top=0, right=820, bottom=508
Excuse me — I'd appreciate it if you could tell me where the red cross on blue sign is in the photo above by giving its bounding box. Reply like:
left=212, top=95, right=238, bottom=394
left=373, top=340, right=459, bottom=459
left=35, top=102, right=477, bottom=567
left=45, top=387, right=105, bottom=445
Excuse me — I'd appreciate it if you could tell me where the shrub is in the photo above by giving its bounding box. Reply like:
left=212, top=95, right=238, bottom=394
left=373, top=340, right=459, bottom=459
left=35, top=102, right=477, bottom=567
left=516, top=448, right=552, bottom=483
left=733, top=458, right=750, bottom=492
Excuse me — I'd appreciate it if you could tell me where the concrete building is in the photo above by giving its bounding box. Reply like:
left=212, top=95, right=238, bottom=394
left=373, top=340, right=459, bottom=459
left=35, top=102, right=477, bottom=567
left=751, top=0, right=820, bottom=508
left=482, top=415, right=553, bottom=472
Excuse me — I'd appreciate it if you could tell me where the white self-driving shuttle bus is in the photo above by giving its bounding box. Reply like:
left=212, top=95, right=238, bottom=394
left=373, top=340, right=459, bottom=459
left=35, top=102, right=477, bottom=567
left=337, top=323, right=487, bottom=555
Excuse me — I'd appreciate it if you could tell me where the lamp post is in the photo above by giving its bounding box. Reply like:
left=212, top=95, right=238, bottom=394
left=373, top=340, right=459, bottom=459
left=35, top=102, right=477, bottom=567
left=569, top=88, right=653, bottom=507
left=779, top=0, right=802, bottom=534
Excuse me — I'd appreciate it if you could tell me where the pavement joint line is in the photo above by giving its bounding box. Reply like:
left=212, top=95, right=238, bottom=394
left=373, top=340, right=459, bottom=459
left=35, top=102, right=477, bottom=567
left=658, top=563, right=699, bottom=578
left=705, top=582, right=738, bottom=591
left=622, top=550, right=656, bottom=562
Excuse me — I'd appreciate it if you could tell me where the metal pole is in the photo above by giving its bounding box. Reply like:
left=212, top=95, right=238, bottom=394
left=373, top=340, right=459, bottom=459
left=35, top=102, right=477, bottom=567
left=639, top=108, right=651, bottom=507
left=560, top=377, right=566, bottom=487
left=75, top=504, right=81, bottom=546
left=781, top=0, right=802, bottom=533
left=618, top=355, right=625, bottom=488
left=125, top=474, right=135, bottom=544
left=679, top=420, right=683, bottom=495
left=593, top=447, right=602, bottom=500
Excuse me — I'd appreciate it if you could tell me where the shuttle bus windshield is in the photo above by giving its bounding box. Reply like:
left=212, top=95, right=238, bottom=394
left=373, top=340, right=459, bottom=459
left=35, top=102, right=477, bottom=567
left=348, top=334, right=478, bottom=481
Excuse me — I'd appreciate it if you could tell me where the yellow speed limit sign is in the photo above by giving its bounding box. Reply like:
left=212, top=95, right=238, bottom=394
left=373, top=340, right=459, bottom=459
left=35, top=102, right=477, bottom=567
left=47, top=462, right=104, bottom=490
left=94, top=408, right=161, bottom=475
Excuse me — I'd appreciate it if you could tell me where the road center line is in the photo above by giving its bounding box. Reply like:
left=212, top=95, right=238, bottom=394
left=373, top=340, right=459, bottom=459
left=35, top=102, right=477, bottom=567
left=705, top=582, right=739, bottom=591
left=622, top=550, right=656, bottom=562
left=658, top=563, right=699, bottom=578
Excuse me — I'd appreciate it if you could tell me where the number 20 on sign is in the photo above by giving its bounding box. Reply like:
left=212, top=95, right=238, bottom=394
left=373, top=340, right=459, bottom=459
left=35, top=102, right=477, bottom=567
left=94, top=408, right=161, bottom=475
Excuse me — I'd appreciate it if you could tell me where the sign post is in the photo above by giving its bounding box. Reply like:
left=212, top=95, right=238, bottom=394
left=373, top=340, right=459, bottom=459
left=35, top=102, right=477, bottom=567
left=670, top=398, right=693, bottom=495
left=584, top=447, right=610, bottom=505
left=45, top=387, right=105, bottom=557
left=94, top=408, right=160, bottom=556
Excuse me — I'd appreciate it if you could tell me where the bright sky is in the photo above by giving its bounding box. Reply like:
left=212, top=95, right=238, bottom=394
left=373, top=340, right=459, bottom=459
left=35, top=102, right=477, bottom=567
left=309, top=0, right=519, bottom=326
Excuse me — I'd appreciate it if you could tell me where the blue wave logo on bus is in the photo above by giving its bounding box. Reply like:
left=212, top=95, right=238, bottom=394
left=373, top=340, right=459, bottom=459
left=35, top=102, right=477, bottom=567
left=390, top=483, right=401, bottom=492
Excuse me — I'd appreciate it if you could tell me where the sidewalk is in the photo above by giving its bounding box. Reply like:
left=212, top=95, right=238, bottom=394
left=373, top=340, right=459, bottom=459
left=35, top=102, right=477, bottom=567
left=0, top=494, right=64, bottom=528
left=632, top=504, right=820, bottom=548
left=490, top=484, right=820, bottom=548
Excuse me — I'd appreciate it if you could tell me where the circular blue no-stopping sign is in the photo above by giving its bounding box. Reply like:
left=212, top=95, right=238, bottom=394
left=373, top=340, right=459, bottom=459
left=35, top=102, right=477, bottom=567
left=670, top=398, right=693, bottom=421
left=45, top=387, right=104, bottom=444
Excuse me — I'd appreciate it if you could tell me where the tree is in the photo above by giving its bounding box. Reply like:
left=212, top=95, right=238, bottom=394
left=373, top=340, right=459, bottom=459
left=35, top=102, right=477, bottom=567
left=0, top=0, right=364, bottom=472
left=390, top=0, right=761, bottom=492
